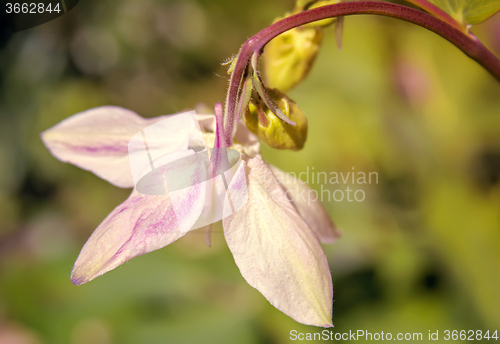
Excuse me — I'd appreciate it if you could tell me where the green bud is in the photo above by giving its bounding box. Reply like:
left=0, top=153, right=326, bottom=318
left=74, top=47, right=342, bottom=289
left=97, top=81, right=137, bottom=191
left=244, top=88, right=308, bottom=151
left=262, top=25, right=323, bottom=93
left=225, top=56, right=237, bottom=75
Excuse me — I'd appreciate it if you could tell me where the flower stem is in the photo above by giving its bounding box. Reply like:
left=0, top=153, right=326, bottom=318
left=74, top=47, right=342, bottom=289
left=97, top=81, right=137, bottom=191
left=224, top=1, right=500, bottom=144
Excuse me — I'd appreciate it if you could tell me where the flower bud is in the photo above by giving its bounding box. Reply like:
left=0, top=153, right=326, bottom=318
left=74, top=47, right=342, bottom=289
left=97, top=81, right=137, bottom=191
left=244, top=89, right=308, bottom=151
left=262, top=24, right=323, bottom=93
left=303, top=0, right=342, bottom=28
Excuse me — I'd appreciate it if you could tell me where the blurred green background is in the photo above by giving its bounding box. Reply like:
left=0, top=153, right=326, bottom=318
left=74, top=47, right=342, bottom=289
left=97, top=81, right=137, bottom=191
left=1, top=0, right=499, bottom=343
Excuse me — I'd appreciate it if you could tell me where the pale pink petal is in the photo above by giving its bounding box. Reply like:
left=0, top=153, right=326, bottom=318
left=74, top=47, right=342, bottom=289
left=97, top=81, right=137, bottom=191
left=223, top=156, right=333, bottom=327
left=71, top=189, right=184, bottom=285
left=41, top=106, right=171, bottom=188
left=196, top=113, right=216, bottom=133
left=234, top=121, right=260, bottom=157
left=269, top=165, right=342, bottom=244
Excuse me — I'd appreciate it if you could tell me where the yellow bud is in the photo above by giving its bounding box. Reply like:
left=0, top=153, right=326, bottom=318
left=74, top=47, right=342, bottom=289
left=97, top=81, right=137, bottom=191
left=295, top=0, right=312, bottom=9
left=244, top=89, right=308, bottom=151
left=262, top=25, right=323, bottom=93
left=302, top=0, right=342, bottom=28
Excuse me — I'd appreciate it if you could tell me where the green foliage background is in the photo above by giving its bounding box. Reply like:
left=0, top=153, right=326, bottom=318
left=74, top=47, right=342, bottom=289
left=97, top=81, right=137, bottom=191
left=0, top=0, right=499, bottom=343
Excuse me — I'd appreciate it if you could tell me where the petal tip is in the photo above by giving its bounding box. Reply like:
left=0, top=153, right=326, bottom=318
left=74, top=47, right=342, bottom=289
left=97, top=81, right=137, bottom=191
left=321, top=320, right=334, bottom=328
left=311, top=314, right=333, bottom=328
left=70, top=273, right=86, bottom=286
left=71, top=266, right=94, bottom=286
left=321, top=227, right=343, bottom=244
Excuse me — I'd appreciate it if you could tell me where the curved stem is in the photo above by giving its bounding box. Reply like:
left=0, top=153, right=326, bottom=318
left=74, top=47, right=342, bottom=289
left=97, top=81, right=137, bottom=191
left=224, top=1, right=500, bottom=144
left=403, top=0, right=465, bottom=32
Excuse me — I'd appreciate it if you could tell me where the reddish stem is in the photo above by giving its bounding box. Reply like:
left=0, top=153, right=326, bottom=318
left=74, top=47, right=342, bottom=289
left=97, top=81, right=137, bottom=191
left=224, top=1, right=500, bottom=144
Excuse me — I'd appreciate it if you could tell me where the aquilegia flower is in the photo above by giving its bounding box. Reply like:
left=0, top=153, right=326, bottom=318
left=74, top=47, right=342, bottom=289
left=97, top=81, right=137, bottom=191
left=41, top=103, right=341, bottom=327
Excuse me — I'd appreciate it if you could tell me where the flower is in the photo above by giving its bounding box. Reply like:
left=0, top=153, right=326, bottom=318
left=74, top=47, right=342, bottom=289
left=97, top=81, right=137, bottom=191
left=41, top=103, right=341, bottom=327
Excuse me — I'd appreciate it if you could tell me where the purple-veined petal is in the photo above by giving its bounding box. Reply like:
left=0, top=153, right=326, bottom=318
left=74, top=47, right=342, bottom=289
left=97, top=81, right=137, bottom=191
left=71, top=189, right=184, bottom=285
left=269, top=165, right=342, bottom=244
left=163, top=152, right=208, bottom=234
left=72, top=146, right=210, bottom=285
left=222, top=156, right=333, bottom=327
left=41, top=106, right=180, bottom=188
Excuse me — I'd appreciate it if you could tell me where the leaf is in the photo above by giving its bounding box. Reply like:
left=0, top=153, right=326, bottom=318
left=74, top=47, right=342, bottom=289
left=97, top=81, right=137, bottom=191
left=430, top=0, right=465, bottom=15
left=464, top=0, right=500, bottom=25
left=426, top=0, right=500, bottom=25
left=428, top=0, right=466, bottom=23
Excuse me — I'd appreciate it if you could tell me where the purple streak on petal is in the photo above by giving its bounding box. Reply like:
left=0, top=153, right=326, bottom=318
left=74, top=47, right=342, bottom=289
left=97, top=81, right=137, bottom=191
left=40, top=106, right=173, bottom=188
left=214, top=103, right=226, bottom=149
left=62, top=144, right=130, bottom=155
left=211, top=103, right=230, bottom=179
left=228, top=162, right=248, bottom=193
left=167, top=152, right=207, bottom=233
left=71, top=189, right=184, bottom=285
